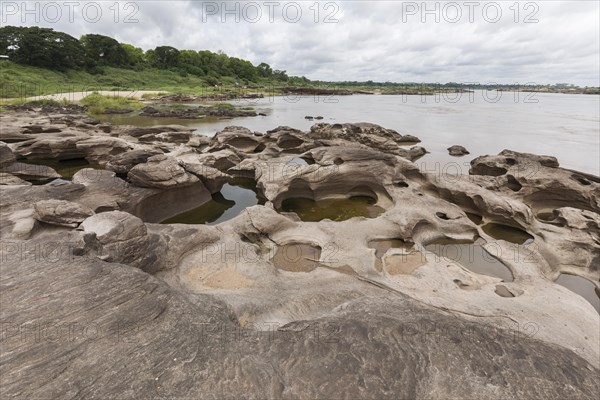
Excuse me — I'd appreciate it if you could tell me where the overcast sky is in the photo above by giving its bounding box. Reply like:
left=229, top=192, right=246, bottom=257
left=2, top=1, right=599, bottom=85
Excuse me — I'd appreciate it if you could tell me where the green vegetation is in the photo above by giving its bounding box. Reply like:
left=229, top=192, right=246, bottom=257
left=215, top=102, right=235, bottom=111
left=0, top=26, right=308, bottom=98
left=80, top=93, right=143, bottom=115
left=0, top=62, right=224, bottom=98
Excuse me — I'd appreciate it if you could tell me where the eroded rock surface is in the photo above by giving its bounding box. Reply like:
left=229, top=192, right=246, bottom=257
left=1, top=108, right=599, bottom=399
left=34, top=199, right=94, bottom=227
left=128, top=155, right=199, bottom=189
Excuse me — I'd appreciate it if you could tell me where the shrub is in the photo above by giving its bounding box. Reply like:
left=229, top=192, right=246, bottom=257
left=80, top=92, right=142, bottom=114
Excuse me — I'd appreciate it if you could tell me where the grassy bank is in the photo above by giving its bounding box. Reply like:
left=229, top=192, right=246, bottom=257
left=0, top=62, right=279, bottom=98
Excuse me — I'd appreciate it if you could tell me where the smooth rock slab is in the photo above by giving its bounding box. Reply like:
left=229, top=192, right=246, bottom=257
left=0, top=255, right=598, bottom=399
left=34, top=199, right=94, bottom=227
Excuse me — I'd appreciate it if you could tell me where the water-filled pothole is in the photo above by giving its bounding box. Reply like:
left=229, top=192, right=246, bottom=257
left=535, top=209, right=558, bottom=223
left=281, top=196, right=385, bottom=222
left=481, top=223, right=534, bottom=245
left=272, top=243, right=322, bottom=272
left=287, top=157, right=311, bottom=166
left=466, top=212, right=483, bottom=225
left=368, top=239, right=414, bottom=272
left=132, top=178, right=262, bottom=224
left=25, top=158, right=104, bottom=183
left=163, top=178, right=263, bottom=225
left=425, top=239, right=514, bottom=282
left=556, top=274, right=600, bottom=314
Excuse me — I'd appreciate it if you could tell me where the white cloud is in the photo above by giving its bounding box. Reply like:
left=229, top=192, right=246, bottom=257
left=2, top=0, right=599, bottom=85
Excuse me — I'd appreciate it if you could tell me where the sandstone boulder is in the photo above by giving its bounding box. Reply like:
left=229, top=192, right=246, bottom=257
left=448, top=145, right=470, bottom=156
left=181, top=162, right=230, bottom=193
left=80, top=211, right=152, bottom=269
left=34, top=199, right=94, bottom=227
left=128, top=155, right=199, bottom=189
left=105, top=149, right=163, bottom=174
left=308, top=122, right=422, bottom=158
left=0, top=172, right=32, bottom=186
left=75, top=136, right=131, bottom=163
left=0, top=142, right=16, bottom=167
left=12, top=132, right=90, bottom=160
left=1, top=162, right=61, bottom=180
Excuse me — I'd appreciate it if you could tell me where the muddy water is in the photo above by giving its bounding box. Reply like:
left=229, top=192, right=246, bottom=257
left=556, top=274, right=600, bottom=314
left=163, top=180, right=261, bottom=225
left=368, top=239, right=415, bottom=272
left=481, top=223, right=534, bottom=245
left=26, top=158, right=103, bottom=180
left=272, top=243, right=322, bottom=272
left=281, top=196, right=385, bottom=222
left=99, top=93, right=600, bottom=175
left=132, top=178, right=261, bottom=225
left=369, top=239, right=414, bottom=259
left=425, top=239, right=514, bottom=282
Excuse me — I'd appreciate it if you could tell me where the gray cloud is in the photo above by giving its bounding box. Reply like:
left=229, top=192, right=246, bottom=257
left=2, top=0, right=598, bottom=85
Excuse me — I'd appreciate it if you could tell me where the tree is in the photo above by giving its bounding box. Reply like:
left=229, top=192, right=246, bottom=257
left=0, top=26, right=86, bottom=70
left=80, top=34, right=128, bottom=67
left=257, top=62, right=273, bottom=78
left=228, top=57, right=257, bottom=81
left=152, top=46, right=180, bottom=69
left=121, top=43, right=145, bottom=66
left=273, top=69, right=289, bottom=82
left=179, top=50, right=205, bottom=76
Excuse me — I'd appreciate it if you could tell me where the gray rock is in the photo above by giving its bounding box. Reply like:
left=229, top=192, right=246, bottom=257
left=80, top=211, right=152, bottom=269
left=34, top=199, right=94, bottom=227
left=1, top=162, right=61, bottom=180
left=195, top=149, right=242, bottom=171
left=75, top=136, right=130, bottom=163
left=128, top=155, right=199, bottom=189
left=12, top=132, right=90, bottom=160
left=0, top=142, right=16, bottom=167
left=105, top=149, right=163, bottom=174
left=21, top=125, right=63, bottom=134
left=0, top=172, right=32, bottom=186
left=309, top=122, right=422, bottom=158
left=212, top=126, right=261, bottom=152
left=123, top=125, right=194, bottom=138
left=181, top=162, right=230, bottom=193
left=448, top=145, right=470, bottom=156
left=138, top=131, right=192, bottom=144
left=0, top=255, right=598, bottom=399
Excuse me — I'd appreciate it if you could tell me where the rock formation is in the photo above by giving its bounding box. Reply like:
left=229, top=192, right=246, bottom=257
left=0, top=108, right=598, bottom=399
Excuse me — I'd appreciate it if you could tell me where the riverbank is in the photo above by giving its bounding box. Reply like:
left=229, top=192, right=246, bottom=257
left=4, top=62, right=598, bottom=100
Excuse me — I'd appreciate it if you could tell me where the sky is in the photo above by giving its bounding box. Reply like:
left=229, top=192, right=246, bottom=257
left=1, top=0, right=599, bottom=85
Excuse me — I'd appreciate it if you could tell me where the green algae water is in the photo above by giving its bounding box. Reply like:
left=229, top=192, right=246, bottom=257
left=281, top=196, right=385, bottom=222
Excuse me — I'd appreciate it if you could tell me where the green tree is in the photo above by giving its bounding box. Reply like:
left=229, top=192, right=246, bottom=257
left=0, top=26, right=86, bottom=70
left=121, top=43, right=145, bottom=66
left=273, top=69, right=289, bottom=82
left=152, top=46, right=180, bottom=69
left=80, top=34, right=128, bottom=66
left=257, top=62, right=273, bottom=78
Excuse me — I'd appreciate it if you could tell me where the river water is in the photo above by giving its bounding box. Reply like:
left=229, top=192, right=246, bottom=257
left=101, top=92, right=600, bottom=175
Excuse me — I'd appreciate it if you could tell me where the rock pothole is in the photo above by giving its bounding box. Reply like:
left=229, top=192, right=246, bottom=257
left=272, top=243, right=322, bottom=272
